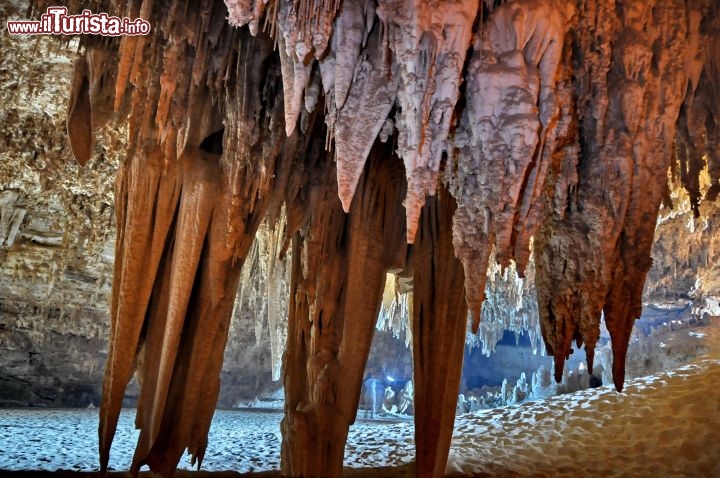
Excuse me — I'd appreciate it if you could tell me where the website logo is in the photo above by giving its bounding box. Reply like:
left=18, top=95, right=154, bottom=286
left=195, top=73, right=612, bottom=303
left=7, top=7, right=150, bottom=36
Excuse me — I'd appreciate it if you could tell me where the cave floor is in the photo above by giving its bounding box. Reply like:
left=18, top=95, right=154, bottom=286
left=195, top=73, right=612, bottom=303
left=1, top=318, right=719, bottom=478
left=0, top=470, right=410, bottom=478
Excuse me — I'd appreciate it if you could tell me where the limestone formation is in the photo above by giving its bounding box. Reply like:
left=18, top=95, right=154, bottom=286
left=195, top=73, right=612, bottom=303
left=411, top=186, right=467, bottom=477
left=8, top=0, right=720, bottom=477
left=452, top=0, right=575, bottom=331
left=534, top=0, right=718, bottom=389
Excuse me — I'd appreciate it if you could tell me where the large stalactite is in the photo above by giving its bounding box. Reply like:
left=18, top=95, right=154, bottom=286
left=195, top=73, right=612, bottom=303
left=451, top=0, right=575, bottom=331
left=412, top=185, right=467, bottom=478
left=280, top=141, right=408, bottom=477
left=26, top=0, right=720, bottom=476
left=535, top=0, right=716, bottom=389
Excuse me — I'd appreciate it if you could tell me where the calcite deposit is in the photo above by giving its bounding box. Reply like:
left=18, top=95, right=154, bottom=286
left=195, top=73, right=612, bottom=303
left=534, top=0, right=716, bottom=389
left=4, top=0, right=719, bottom=477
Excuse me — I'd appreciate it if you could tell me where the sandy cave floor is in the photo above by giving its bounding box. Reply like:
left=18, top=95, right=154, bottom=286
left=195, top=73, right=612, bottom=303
left=1, top=322, right=720, bottom=477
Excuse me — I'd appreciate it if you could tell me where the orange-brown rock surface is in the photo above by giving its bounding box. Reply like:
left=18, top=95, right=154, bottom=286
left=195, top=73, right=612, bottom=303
left=535, top=0, right=718, bottom=390
left=11, top=0, right=720, bottom=477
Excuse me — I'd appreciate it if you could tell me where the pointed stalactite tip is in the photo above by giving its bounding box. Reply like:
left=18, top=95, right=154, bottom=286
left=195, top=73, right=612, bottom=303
left=339, top=192, right=352, bottom=213
left=404, top=196, right=422, bottom=244
left=284, top=117, right=297, bottom=138
left=554, top=354, right=565, bottom=384
left=469, top=300, right=481, bottom=334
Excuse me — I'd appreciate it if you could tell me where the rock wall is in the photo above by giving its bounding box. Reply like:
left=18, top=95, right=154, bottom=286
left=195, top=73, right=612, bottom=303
left=0, top=0, right=284, bottom=408
left=0, top=0, right=117, bottom=407
left=645, top=185, right=720, bottom=310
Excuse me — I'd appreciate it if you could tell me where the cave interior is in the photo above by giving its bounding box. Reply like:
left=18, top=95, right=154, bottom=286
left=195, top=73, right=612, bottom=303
left=1, top=0, right=720, bottom=477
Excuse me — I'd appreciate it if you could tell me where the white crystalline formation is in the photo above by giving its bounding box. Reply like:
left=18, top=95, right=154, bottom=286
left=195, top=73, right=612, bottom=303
left=234, top=216, right=291, bottom=381
left=377, top=272, right=413, bottom=348
left=376, top=0, right=478, bottom=242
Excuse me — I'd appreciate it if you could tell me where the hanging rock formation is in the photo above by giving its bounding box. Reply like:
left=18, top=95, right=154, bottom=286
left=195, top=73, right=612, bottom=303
left=21, top=0, right=720, bottom=476
left=451, top=0, right=575, bottom=330
left=377, top=0, right=478, bottom=242
left=280, top=141, right=407, bottom=476
left=535, top=0, right=717, bottom=389
left=412, top=186, right=468, bottom=477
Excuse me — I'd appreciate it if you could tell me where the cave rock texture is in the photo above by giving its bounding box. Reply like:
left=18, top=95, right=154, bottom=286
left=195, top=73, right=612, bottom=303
left=25, top=0, right=720, bottom=476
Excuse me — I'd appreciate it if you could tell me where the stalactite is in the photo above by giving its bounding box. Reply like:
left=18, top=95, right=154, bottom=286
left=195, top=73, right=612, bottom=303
left=65, top=44, right=115, bottom=167
left=225, top=0, right=258, bottom=32
left=131, top=147, right=222, bottom=475
left=67, top=57, right=93, bottom=166
left=377, top=0, right=478, bottom=243
left=281, top=139, right=407, bottom=477
left=155, top=41, right=180, bottom=137
left=412, top=184, right=467, bottom=478
left=26, top=0, right=720, bottom=476
left=228, top=0, right=480, bottom=236
left=277, top=9, right=313, bottom=138
left=114, top=34, right=138, bottom=112
left=265, top=216, right=292, bottom=381
left=332, top=22, right=397, bottom=213
left=675, top=2, right=720, bottom=209
left=99, top=145, right=182, bottom=473
left=377, top=274, right=413, bottom=348
left=535, top=0, right=698, bottom=390
left=86, top=3, right=298, bottom=474
left=602, top=0, right=699, bottom=392
left=332, top=0, right=374, bottom=110
left=235, top=215, right=292, bottom=381
left=473, top=251, right=542, bottom=356
left=451, top=0, right=574, bottom=330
